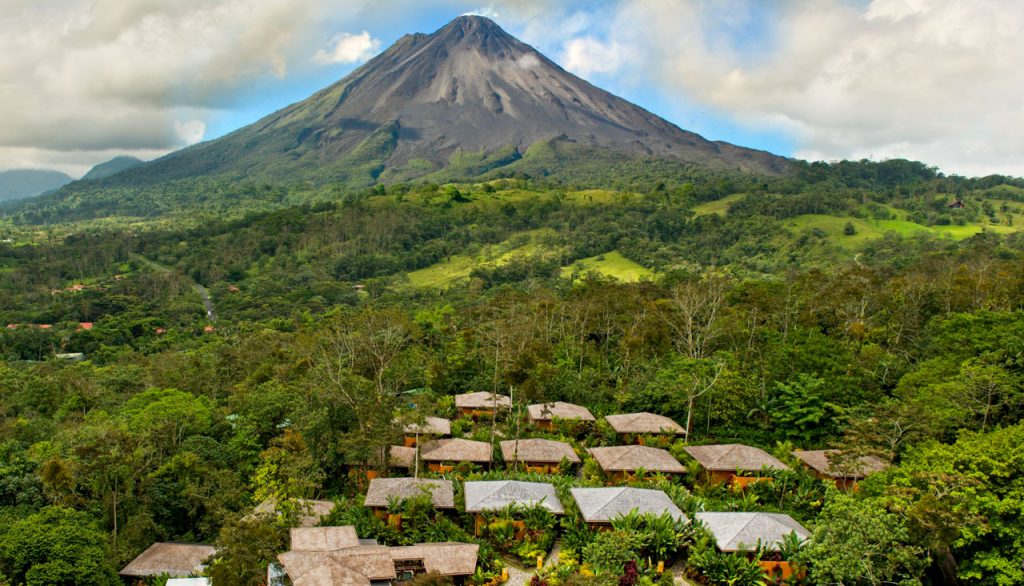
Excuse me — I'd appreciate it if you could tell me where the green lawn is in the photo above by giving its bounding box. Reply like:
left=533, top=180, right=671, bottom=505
left=692, top=194, right=745, bottom=216
left=785, top=213, right=1021, bottom=248
left=560, top=251, right=653, bottom=282
left=405, top=228, right=563, bottom=289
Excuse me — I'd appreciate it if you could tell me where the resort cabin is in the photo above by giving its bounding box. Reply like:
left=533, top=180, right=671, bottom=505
left=500, top=438, right=580, bottom=473
left=276, top=526, right=479, bottom=586
left=604, top=412, right=686, bottom=444
left=388, top=446, right=417, bottom=473
left=400, top=416, right=451, bottom=447
left=364, top=477, right=455, bottom=521
left=454, top=392, right=512, bottom=418
left=119, top=542, right=216, bottom=584
left=419, top=438, right=492, bottom=473
left=278, top=527, right=397, bottom=585
left=684, top=444, right=790, bottom=488
left=695, top=512, right=810, bottom=580
left=527, top=401, right=595, bottom=429
left=250, top=497, right=336, bottom=527
left=465, top=480, right=565, bottom=535
left=388, top=542, right=480, bottom=583
left=570, top=487, right=687, bottom=528
left=792, top=449, right=889, bottom=490
left=587, top=445, right=686, bottom=482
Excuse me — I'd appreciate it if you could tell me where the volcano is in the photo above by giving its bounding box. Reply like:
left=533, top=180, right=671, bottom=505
left=85, top=15, right=788, bottom=187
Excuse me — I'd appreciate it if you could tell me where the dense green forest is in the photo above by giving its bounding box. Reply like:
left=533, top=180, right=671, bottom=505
left=1, top=159, right=1023, bottom=585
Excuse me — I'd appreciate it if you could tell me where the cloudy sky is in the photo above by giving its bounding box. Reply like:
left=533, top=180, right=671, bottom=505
left=3, top=0, right=1023, bottom=177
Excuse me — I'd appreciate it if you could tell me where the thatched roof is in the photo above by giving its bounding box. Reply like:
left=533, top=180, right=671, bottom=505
left=390, top=542, right=480, bottom=576
left=402, top=416, right=452, bottom=436
left=527, top=401, right=595, bottom=422
left=464, top=481, right=565, bottom=514
left=389, top=445, right=416, bottom=469
left=570, top=487, right=686, bottom=523
left=420, top=438, right=492, bottom=463
left=792, top=450, right=889, bottom=479
left=684, top=444, right=790, bottom=472
left=695, top=512, right=810, bottom=552
left=587, top=445, right=686, bottom=474
left=455, top=392, right=512, bottom=410
left=290, top=526, right=360, bottom=552
left=500, top=438, right=580, bottom=464
left=291, top=558, right=371, bottom=586
left=364, top=478, right=455, bottom=509
left=119, top=542, right=216, bottom=578
left=604, top=412, right=685, bottom=435
left=279, top=547, right=396, bottom=582
left=250, top=497, right=336, bottom=527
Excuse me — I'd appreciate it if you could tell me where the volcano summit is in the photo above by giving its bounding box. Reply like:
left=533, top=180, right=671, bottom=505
left=57, top=16, right=788, bottom=190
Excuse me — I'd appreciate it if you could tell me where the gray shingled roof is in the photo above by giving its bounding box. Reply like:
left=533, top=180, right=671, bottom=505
left=420, top=438, right=492, bottom=463
left=464, top=481, right=565, bottom=514
left=527, top=401, right=596, bottom=422
left=684, top=444, right=790, bottom=472
left=402, top=416, right=452, bottom=436
left=364, top=478, right=455, bottom=509
left=792, top=450, right=889, bottom=479
left=455, top=392, right=512, bottom=409
left=695, top=512, right=810, bottom=552
left=604, top=412, right=685, bottom=434
left=389, top=542, right=479, bottom=576
left=587, top=445, right=686, bottom=473
left=500, top=438, right=580, bottom=464
left=570, top=487, right=686, bottom=523
left=119, top=543, right=216, bottom=578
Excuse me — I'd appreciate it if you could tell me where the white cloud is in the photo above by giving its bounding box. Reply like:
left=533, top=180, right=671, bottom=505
left=4, top=0, right=1024, bottom=178
left=561, top=37, right=630, bottom=77
left=462, top=7, right=501, bottom=19
left=0, top=0, right=345, bottom=172
left=314, top=31, right=382, bottom=65
left=174, top=120, right=207, bottom=146
left=605, top=0, right=1024, bottom=176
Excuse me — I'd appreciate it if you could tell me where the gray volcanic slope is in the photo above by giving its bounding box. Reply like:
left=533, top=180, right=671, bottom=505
left=117, top=15, right=787, bottom=185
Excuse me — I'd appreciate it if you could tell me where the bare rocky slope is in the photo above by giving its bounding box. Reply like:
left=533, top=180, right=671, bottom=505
left=71, top=15, right=789, bottom=188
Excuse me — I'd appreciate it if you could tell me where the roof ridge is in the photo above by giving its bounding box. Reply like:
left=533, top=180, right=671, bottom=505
left=591, top=486, right=631, bottom=519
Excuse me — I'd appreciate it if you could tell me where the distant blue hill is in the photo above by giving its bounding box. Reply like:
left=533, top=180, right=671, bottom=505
left=0, top=169, right=73, bottom=202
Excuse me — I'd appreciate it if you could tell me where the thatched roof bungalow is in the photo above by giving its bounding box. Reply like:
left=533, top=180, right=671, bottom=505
left=527, top=401, right=595, bottom=428
left=684, top=444, right=789, bottom=486
left=792, top=449, right=888, bottom=485
left=390, top=542, right=480, bottom=579
left=364, top=478, right=455, bottom=510
left=420, top=438, right=492, bottom=472
left=604, top=412, right=685, bottom=439
left=250, top=497, right=336, bottom=528
left=119, top=543, right=216, bottom=579
left=500, top=438, right=579, bottom=473
left=455, top=392, right=511, bottom=416
left=587, top=445, right=686, bottom=480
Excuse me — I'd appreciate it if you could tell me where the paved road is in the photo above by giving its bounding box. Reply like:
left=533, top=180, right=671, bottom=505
left=131, top=254, right=216, bottom=321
